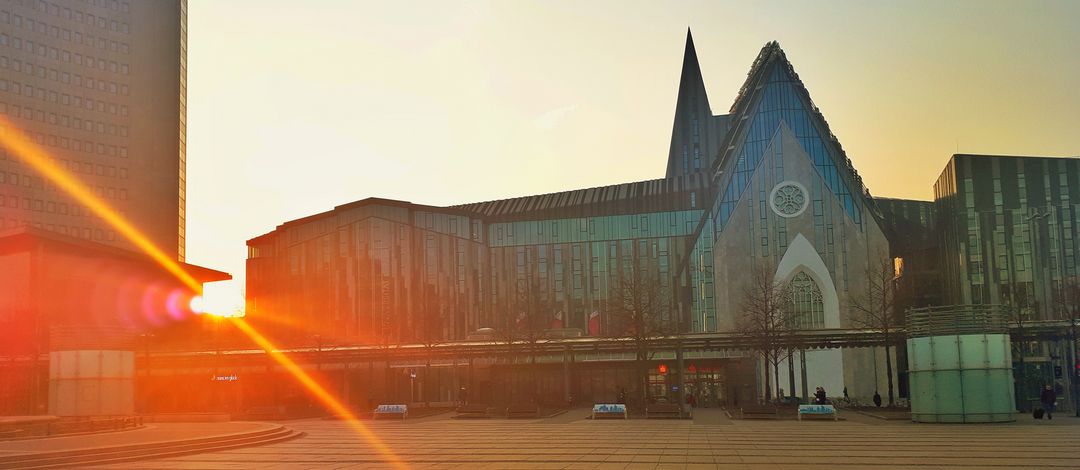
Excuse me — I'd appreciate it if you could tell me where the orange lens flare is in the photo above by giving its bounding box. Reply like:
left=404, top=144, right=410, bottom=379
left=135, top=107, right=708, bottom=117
left=230, top=318, right=408, bottom=469
left=0, top=117, right=408, bottom=468
left=0, top=116, right=200, bottom=291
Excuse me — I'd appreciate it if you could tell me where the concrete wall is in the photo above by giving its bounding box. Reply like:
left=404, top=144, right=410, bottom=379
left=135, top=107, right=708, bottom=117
left=49, top=350, right=134, bottom=416
left=711, top=123, right=894, bottom=401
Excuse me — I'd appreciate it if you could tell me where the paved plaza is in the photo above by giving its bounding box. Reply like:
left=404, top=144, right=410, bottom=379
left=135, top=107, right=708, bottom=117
left=72, top=408, right=1080, bottom=470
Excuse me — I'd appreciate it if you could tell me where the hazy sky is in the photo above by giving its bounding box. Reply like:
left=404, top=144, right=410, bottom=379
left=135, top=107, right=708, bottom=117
left=184, top=0, right=1080, bottom=302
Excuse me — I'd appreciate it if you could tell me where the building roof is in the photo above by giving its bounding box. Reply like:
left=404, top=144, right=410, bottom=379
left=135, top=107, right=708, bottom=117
left=711, top=40, right=879, bottom=221
left=0, top=226, right=230, bottom=283
left=452, top=173, right=710, bottom=222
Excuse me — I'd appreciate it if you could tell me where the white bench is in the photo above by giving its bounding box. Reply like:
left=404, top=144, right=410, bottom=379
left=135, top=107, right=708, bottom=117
left=374, top=404, right=408, bottom=420
left=798, top=404, right=837, bottom=421
left=592, top=403, right=627, bottom=419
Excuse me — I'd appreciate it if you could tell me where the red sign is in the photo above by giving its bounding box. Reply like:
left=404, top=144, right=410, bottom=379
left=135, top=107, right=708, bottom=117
left=658, top=364, right=668, bottom=375
left=688, top=364, right=697, bottom=374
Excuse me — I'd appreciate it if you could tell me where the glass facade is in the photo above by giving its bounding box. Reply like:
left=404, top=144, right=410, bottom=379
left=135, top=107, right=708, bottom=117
left=874, top=197, right=943, bottom=308
left=486, top=210, right=701, bottom=333
left=247, top=176, right=712, bottom=346
left=247, top=202, right=486, bottom=345
left=710, top=61, right=864, bottom=238
left=935, top=154, right=1080, bottom=317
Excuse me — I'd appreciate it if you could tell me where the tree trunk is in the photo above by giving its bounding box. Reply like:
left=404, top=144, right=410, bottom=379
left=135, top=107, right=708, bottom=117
left=787, top=353, right=796, bottom=401
left=773, top=359, right=781, bottom=400
left=884, top=341, right=895, bottom=407
left=531, top=348, right=538, bottom=403
left=635, top=349, right=648, bottom=408
left=762, top=353, right=771, bottom=403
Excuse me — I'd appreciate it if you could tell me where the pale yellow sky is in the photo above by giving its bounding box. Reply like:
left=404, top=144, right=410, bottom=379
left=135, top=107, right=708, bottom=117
left=184, top=0, right=1080, bottom=300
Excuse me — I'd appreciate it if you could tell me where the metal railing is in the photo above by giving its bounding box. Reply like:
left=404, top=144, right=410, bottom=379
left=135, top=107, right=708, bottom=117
left=907, top=304, right=1008, bottom=338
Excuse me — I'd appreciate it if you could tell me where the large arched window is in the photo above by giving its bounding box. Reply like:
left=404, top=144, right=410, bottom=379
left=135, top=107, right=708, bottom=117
left=790, top=271, right=824, bottom=329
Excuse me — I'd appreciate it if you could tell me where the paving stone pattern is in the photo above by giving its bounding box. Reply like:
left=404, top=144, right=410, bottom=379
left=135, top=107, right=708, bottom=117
left=88, top=409, right=1080, bottom=469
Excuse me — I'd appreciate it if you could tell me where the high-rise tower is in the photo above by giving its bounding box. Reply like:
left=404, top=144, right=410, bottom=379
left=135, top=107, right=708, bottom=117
left=0, top=0, right=188, bottom=261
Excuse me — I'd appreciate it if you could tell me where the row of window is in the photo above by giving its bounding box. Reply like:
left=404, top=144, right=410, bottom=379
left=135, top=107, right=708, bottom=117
left=0, top=74, right=128, bottom=117
left=0, top=40, right=129, bottom=84
left=1, top=171, right=129, bottom=198
left=0, top=74, right=129, bottom=119
left=4, top=2, right=131, bottom=36
left=0, top=56, right=129, bottom=98
left=0, top=187, right=126, bottom=220
left=0, top=215, right=119, bottom=242
left=1, top=100, right=129, bottom=139
left=0, top=123, right=129, bottom=159
left=0, top=33, right=129, bottom=77
left=0, top=157, right=128, bottom=187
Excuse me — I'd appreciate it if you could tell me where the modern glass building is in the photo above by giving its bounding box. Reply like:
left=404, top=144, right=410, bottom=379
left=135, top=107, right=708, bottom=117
left=246, top=33, right=907, bottom=405
left=934, top=154, right=1080, bottom=407
left=935, top=154, right=1080, bottom=312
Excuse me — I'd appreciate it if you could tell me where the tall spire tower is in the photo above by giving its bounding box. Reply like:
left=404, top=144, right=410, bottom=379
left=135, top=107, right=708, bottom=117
left=665, top=29, right=725, bottom=178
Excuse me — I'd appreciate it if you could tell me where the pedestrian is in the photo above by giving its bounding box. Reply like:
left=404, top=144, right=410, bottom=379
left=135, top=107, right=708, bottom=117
left=843, top=386, right=849, bottom=400
left=1040, top=384, right=1057, bottom=420
left=873, top=391, right=882, bottom=408
left=814, top=387, right=827, bottom=404
left=459, top=387, right=468, bottom=406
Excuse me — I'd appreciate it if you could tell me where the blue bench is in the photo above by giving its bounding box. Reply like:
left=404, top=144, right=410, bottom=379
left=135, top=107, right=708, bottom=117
left=374, top=404, right=408, bottom=420
left=798, top=404, right=838, bottom=421
left=592, top=403, right=627, bottom=419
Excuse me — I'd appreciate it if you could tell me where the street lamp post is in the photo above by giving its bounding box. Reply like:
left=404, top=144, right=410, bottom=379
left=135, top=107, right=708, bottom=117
left=1072, top=317, right=1079, bottom=417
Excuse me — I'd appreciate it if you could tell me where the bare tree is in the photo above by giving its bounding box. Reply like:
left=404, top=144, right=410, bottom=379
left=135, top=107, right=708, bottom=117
left=849, top=254, right=906, bottom=406
left=514, top=279, right=552, bottom=403
left=416, top=285, right=443, bottom=407
left=610, top=267, right=670, bottom=406
left=493, top=278, right=550, bottom=405
left=736, top=264, right=792, bottom=402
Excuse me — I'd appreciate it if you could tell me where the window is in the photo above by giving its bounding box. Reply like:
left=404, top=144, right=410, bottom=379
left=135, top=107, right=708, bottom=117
left=789, top=271, right=825, bottom=329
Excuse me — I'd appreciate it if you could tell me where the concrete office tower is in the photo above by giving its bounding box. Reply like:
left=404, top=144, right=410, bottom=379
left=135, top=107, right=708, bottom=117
left=0, top=0, right=188, bottom=261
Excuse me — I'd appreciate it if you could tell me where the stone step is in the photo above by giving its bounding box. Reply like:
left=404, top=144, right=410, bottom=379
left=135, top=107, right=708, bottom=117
left=1, top=425, right=303, bottom=469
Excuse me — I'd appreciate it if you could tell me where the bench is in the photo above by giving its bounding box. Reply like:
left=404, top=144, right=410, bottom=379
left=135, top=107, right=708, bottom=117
left=739, top=405, right=779, bottom=419
left=646, top=403, right=687, bottom=419
left=455, top=404, right=491, bottom=418
left=591, top=404, right=627, bottom=419
left=506, top=404, right=540, bottom=419
left=797, top=404, right=838, bottom=421
left=373, top=404, right=408, bottom=420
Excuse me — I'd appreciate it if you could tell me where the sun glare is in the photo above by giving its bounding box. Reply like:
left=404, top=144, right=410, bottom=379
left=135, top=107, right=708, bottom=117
left=194, top=282, right=247, bottom=317
left=0, top=116, right=408, bottom=468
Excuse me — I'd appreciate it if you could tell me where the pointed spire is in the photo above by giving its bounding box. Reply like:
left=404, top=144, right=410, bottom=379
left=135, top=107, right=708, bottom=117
left=665, top=29, right=715, bottom=178
left=678, top=28, right=710, bottom=114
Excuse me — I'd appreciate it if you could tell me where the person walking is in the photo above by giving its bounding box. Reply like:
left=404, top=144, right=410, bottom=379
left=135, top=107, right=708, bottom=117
left=873, top=391, right=882, bottom=408
left=1040, top=384, right=1057, bottom=420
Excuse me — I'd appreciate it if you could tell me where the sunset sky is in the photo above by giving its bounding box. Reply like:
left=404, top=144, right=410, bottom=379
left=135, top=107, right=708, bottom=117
left=184, top=0, right=1080, bottom=303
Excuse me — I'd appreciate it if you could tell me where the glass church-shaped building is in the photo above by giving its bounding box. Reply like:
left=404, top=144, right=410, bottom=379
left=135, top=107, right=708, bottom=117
left=245, top=32, right=901, bottom=405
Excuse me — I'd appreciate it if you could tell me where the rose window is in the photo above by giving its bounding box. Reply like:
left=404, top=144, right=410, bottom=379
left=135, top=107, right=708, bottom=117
left=770, top=182, right=808, bottom=217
